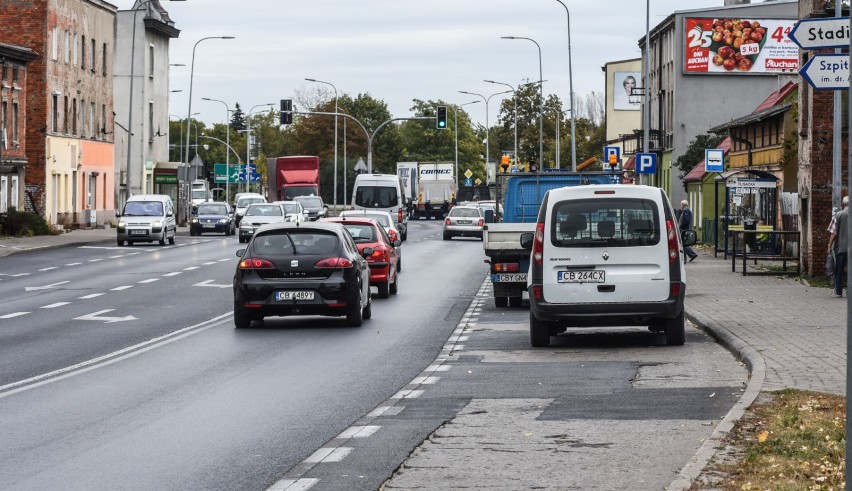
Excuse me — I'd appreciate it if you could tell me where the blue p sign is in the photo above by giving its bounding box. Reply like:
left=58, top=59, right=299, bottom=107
left=635, top=153, right=657, bottom=174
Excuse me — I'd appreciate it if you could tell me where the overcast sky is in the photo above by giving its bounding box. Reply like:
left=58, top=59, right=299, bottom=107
left=113, top=0, right=728, bottom=128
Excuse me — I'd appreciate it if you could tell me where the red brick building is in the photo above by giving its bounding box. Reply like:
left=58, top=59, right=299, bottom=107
left=0, top=42, right=37, bottom=212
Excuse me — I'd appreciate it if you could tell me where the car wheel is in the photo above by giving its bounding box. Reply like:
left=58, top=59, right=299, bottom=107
left=377, top=280, right=390, bottom=299
left=168, top=231, right=176, bottom=245
left=234, top=304, right=252, bottom=329
left=443, top=232, right=451, bottom=240
left=390, top=272, right=398, bottom=295
left=509, top=296, right=523, bottom=308
left=664, top=312, right=686, bottom=346
left=159, top=236, right=166, bottom=246
left=363, top=297, right=372, bottom=320
left=397, top=258, right=402, bottom=272
left=117, top=239, right=125, bottom=247
left=495, top=296, right=508, bottom=308
left=530, top=311, right=551, bottom=347
left=347, top=290, right=364, bottom=327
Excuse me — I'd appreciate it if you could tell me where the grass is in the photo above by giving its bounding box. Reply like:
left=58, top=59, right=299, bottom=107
left=691, top=389, right=846, bottom=490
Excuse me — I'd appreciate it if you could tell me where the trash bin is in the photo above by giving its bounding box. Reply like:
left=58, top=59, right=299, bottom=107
left=743, top=218, right=756, bottom=252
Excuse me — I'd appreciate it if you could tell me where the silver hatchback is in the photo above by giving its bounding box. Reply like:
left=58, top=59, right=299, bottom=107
left=442, top=205, right=484, bottom=240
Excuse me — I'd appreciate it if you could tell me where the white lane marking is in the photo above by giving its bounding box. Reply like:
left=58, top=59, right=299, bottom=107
left=126, top=252, right=141, bottom=256
left=202, top=261, right=217, bottom=265
left=426, top=365, right=451, bottom=372
left=41, top=302, right=71, bottom=309
left=390, top=389, right=424, bottom=400
left=194, top=279, right=230, bottom=289
left=267, top=478, right=318, bottom=491
left=0, top=312, right=30, bottom=319
left=38, top=267, right=59, bottom=272
left=79, top=293, right=105, bottom=299
left=218, top=258, right=231, bottom=262
left=163, top=272, right=181, bottom=277
left=338, top=425, right=380, bottom=439
left=0, top=313, right=231, bottom=398
left=110, top=285, right=133, bottom=291
left=12, top=273, right=30, bottom=277
left=108, top=255, right=124, bottom=259
left=88, top=258, right=103, bottom=262
left=304, top=447, right=352, bottom=463
left=65, top=262, right=82, bottom=266
left=367, top=406, right=391, bottom=418
left=138, top=279, right=159, bottom=284
left=74, top=309, right=137, bottom=323
left=25, top=281, right=70, bottom=292
left=412, top=376, right=440, bottom=385
left=183, top=266, right=199, bottom=271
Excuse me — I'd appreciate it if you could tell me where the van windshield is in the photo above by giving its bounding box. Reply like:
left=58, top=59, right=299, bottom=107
left=551, top=198, right=660, bottom=247
left=123, top=201, right=164, bottom=217
left=354, top=186, right=398, bottom=208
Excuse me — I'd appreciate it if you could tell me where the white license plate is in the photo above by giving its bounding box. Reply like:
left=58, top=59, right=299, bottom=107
left=491, top=273, right=527, bottom=283
left=557, top=270, right=605, bottom=283
left=202, top=223, right=215, bottom=228
left=275, top=290, right=314, bottom=301
left=457, top=220, right=471, bottom=225
left=129, top=229, right=147, bottom=236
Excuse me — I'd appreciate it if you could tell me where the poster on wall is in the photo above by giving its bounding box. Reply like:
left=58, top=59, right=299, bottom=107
left=613, top=72, right=642, bottom=111
left=684, top=17, right=798, bottom=74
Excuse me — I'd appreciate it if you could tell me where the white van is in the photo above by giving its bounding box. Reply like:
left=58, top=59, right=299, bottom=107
left=523, top=185, right=697, bottom=347
left=116, top=194, right=177, bottom=246
left=351, top=173, right=408, bottom=241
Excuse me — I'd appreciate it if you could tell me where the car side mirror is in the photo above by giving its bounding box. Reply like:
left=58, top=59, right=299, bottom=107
left=520, top=232, right=534, bottom=250
left=392, top=239, right=402, bottom=247
left=362, top=247, right=374, bottom=257
left=681, top=229, right=697, bottom=247
left=236, top=249, right=245, bottom=257
left=483, top=209, right=495, bottom=223
left=115, top=211, right=122, bottom=218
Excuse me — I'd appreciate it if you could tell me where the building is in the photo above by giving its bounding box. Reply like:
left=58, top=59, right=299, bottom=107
left=0, top=43, right=37, bottom=212
left=602, top=58, right=643, bottom=175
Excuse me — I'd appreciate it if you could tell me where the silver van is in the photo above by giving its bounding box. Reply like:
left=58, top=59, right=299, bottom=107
left=116, top=194, right=177, bottom=246
left=523, top=185, right=697, bottom=347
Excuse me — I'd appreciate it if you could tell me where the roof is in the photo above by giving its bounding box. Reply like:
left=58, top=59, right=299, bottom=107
left=708, top=81, right=797, bottom=133
left=683, top=137, right=731, bottom=183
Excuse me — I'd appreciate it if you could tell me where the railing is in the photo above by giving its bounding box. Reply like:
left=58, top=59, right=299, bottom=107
left=730, top=230, right=800, bottom=276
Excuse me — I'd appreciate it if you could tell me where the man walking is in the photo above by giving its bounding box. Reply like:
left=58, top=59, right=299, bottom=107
left=827, top=196, right=848, bottom=297
left=679, top=200, right=698, bottom=263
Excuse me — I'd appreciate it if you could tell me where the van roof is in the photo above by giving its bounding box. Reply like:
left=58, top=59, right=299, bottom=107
left=548, top=184, right=661, bottom=199
left=127, top=194, right=172, bottom=201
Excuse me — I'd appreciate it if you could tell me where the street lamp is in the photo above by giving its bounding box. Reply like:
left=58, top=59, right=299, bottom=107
left=202, top=97, right=233, bottom=202
left=502, top=36, right=543, bottom=167
left=244, top=103, right=274, bottom=193
left=458, top=90, right=511, bottom=168
left=305, top=78, right=338, bottom=208
left=554, top=0, right=577, bottom=171
left=484, top=80, right=517, bottom=168
left=454, top=100, right=480, bottom=192
left=199, top=134, right=242, bottom=167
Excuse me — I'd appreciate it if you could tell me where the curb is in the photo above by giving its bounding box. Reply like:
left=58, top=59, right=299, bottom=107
left=666, top=306, right=767, bottom=490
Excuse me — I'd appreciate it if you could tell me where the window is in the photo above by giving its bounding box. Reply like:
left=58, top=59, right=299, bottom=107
left=72, top=99, right=77, bottom=135
left=1, top=100, right=5, bottom=137
left=149, top=45, right=154, bottom=78
left=148, top=101, right=154, bottom=142
left=1, top=65, right=6, bottom=81
left=102, top=43, right=107, bottom=76
left=101, top=104, right=106, bottom=138
left=63, top=95, right=68, bottom=133
left=551, top=198, right=660, bottom=248
left=73, top=33, right=78, bottom=66
left=91, top=38, right=96, bottom=72
left=81, top=35, right=86, bottom=69
left=11, top=68, right=17, bottom=84
left=52, top=94, right=58, bottom=132
left=90, top=102, right=96, bottom=138
left=64, top=30, right=70, bottom=63
left=13, top=102, right=18, bottom=142
left=52, top=26, right=59, bottom=60
left=81, top=98, right=86, bottom=136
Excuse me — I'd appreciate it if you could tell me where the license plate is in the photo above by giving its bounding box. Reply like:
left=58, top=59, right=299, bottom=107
left=202, top=223, right=215, bottom=228
left=491, top=273, right=527, bottom=283
left=275, top=290, right=314, bottom=301
left=129, top=229, right=147, bottom=236
left=458, top=220, right=471, bottom=225
left=557, top=270, right=605, bottom=283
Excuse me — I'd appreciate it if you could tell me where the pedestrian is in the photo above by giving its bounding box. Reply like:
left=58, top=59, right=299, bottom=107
left=679, top=200, right=698, bottom=263
left=827, top=195, right=848, bottom=297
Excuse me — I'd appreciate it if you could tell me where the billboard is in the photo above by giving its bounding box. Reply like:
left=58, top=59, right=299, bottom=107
left=613, top=72, right=641, bottom=111
left=684, top=17, right=798, bottom=74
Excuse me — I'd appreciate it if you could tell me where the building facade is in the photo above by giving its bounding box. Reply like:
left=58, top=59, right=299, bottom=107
left=0, top=43, right=37, bottom=213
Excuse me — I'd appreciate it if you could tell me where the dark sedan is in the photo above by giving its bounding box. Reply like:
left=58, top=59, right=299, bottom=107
left=189, top=202, right=235, bottom=236
left=233, top=222, right=373, bottom=328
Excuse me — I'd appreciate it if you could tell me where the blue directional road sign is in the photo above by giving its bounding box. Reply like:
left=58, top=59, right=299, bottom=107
left=238, top=163, right=260, bottom=182
left=800, top=54, right=849, bottom=90
left=635, top=153, right=657, bottom=174
left=789, top=17, right=850, bottom=50
left=705, top=149, right=724, bottom=173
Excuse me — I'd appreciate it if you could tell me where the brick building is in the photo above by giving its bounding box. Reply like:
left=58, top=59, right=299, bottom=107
left=0, top=43, right=37, bottom=212
left=0, top=0, right=116, bottom=228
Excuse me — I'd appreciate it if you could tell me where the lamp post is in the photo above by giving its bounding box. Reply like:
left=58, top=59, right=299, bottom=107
left=484, top=80, right=517, bottom=167
left=199, top=134, right=241, bottom=166
left=244, top=103, right=274, bottom=193
left=454, top=100, right=480, bottom=192
left=201, top=97, right=232, bottom=202
left=458, top=90, right=511, bottom=168
left=502, top=36, right=543, bottom=167
left=553, top=0, right=577, bottom=171
left=305, top=78, right=338, bottom=209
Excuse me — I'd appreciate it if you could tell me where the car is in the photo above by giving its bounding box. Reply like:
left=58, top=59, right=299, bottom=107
left=339, top=209, right=403, bottom=270
left=474, top=200, right=501, bottom=222
left=323, top=217, right=400, bottom=298
left=523, top=184, right=698, bottom=348
left=238, top=203, right=287, bottom=243
left=273, top=200, right=308, bottom=222
left=116, top=194, right=177, bottom=247
left=234, top=193, right=267, bottom=226
left=189, top=201, right=235, bottom=236
left=443, top=205, right=484, bottom=240
left=351, top=172, right=408, bottom=240
left=294, top=195, right=328, bottom=221
left=233, top=221, right=373, bottom=328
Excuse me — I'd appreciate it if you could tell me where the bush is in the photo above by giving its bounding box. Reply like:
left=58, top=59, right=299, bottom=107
left=1, top=207, right=54, bottom=237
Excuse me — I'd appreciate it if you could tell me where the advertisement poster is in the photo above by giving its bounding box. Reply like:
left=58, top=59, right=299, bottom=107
left=613, top=72, right=642, bottom=111
left=684, top=17, right=798, bottom=74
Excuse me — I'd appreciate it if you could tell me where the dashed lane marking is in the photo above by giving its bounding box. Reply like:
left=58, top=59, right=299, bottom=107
left=138, top=279, right=159, bottom=284
left=41, top=302, right=71, bottom=309
left=79, top=293, right=105, bottom=299
left=163, top=272, right=181, bottom=277
left=38, top=267, right=58, bottom=272
left=304, top=447, right=352, bottom=464
left=0, top=312, right=30, bottom=319
left=267, top=478, right=317, bottom=491
left=110, top=285, right=133, bottom=291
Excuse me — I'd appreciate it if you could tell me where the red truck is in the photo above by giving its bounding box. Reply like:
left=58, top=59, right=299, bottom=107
left=266, top=156, right=321, bottom=201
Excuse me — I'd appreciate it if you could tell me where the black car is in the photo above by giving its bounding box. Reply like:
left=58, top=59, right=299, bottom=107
left=294, top=196, right=328, bottom=221
left=190, top=202, right=235, bottom=236
left=233, top=222, right=373, bottom=328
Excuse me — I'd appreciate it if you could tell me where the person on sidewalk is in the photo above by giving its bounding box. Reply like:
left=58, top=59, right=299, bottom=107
left=679, top=200, right=698, bottom=263
left=827, top=196, right=848, bottom=297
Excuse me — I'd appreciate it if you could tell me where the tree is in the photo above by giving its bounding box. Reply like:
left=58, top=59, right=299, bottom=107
left=674, top=133, right=725, bottom=182
left=230, top=103, right=246, bottom=131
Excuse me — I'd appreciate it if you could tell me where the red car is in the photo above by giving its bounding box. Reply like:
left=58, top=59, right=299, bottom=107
left=323, top=217, right=400, bottom=298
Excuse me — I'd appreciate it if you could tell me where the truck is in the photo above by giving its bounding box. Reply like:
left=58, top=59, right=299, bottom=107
left=396, top=162, right=418, bottom=216
left=412, top=161, right=454, bottom=220
left=266, top=156, right=321, bottom=202
left=483, top=171, right=621, bottom=308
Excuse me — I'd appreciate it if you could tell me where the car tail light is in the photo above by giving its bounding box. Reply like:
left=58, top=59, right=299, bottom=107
left=533, top=222, right=545, bottom=266
left=495, top=263, right=520, bottom=273
left=666, top=219, right=678, bottom=264
left=315, top=257, right=354, bottom=268
left=370, top=246, right=388, bottom=260
left=398, top=209, right=404, bottom=223
left=670, top=282, right=682, bottom=298
left=531, top=285, right=542, bottom=299
left=388, top=230, right=398, bottom=242
left=444, top=218, right=451, bottom=226
left=239, top=258, right=274, bottom=269
left=478, top=218, right=484, bottom=227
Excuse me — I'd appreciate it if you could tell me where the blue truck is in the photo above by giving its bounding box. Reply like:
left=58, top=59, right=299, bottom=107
left=482, top=171, right=621, bottom=308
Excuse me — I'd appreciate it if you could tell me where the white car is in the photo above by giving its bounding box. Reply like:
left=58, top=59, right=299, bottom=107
left=238, top=203, right=287, bottom=243
left=274, top=200, right=308, bottom=222
left=233, top=193, right=267, bottom=226
left=337, top=209, right=403, bottom=271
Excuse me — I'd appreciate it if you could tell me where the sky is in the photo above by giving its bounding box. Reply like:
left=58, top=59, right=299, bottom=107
left=112, top=0, right=730, bottom=128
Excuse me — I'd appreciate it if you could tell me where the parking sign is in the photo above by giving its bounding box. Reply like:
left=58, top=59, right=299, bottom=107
left=635, top=153, right=657, bottom=174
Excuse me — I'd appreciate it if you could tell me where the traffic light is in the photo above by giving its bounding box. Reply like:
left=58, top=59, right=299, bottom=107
left=280, top=99, right=293, bottom=125
left=436, top=106, right=447, bottom=129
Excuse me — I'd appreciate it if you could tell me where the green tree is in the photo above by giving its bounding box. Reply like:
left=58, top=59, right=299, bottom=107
left=230, top=103, right=246, bottom=131
left=674, top=133, right=725, bottom=182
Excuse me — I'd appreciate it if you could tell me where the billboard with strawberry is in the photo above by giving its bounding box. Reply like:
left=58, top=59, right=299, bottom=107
left=684, top=18, right=799, bottom=74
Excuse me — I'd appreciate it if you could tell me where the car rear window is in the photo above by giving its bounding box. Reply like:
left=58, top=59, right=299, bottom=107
left=252, top=232, right=340, bottom=255
left=237, top=197, right=265, bottom=207
left=450, top=207, right=480, bottom=218
left=550, top=198, right=660, bottom=247
left=342, top=224, right=377, bottom=242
